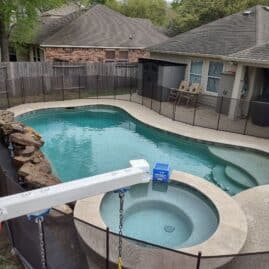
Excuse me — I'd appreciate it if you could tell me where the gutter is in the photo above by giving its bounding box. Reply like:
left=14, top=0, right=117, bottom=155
left=40, top=45, right=146, bottom=50
left=148, top=49, right=269, bottom=67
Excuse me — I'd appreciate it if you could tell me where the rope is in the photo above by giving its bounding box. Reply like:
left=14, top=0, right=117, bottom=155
left=118, top=257, right=123, bottom=269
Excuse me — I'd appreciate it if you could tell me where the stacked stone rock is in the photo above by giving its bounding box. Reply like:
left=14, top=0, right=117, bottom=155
left=0, top=110, right=60, bottom=189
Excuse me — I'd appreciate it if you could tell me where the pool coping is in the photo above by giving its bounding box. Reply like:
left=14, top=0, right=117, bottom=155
left=8, top=98, right=269, bottom=154
left=74, top=171, right=247, bottom=268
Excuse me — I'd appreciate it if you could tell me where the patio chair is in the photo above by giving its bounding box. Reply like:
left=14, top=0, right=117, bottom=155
left=168, top=80, right=189, bottom=103
left=178, top=83, right=202, bottom=106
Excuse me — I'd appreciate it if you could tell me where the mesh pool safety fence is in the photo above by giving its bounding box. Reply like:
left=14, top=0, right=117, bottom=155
left=0, top=63, right=268, bottom=139
left=0, top=63, right=269, bottom=268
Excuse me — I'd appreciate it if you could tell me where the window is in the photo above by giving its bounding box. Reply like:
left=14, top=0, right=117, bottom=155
left=207, top=62, right=223, bottom=93
left=118, top=51, right=128, bottom=62
left=105, top=50, right=115, bottom=62
left=190, top=60, right=203, bottom=83
left=33, top=47, right=41, bottom=62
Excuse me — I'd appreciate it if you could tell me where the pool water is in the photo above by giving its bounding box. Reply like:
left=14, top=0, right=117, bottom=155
left=17, top=106, right=219, bottom=180
left=17, top=105, right=266, bottom=195
left=101, top=181, right=219, bottom=249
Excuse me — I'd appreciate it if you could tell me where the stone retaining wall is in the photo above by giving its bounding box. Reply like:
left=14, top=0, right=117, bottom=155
left=0, top=110, right=60, bottom=189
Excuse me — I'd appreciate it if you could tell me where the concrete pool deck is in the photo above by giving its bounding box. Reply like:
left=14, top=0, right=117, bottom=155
left=74, top=171, right=247, bottom=269
left=8, top=98, right=269, bottom=154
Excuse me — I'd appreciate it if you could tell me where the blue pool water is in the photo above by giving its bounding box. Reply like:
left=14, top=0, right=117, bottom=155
left=101, top=181, right=219, bottom=248
left=17, top=106, right=220, bottom=180
left=17, top=105, right=263, bottom=195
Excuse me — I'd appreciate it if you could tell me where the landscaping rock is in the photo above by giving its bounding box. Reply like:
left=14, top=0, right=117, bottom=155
left=10, top=133, right=43, bottom=148
left=50, top=204, right=73, bottom=217
left=24, top=127, right=42, bottom=140
left=0, top=110, right=14, bottom=124
left=13, top=155, right=33, bottom=167
left=25, top=173, right=59, bottom=188
left=2, top=122, right=25, bottom=135
left=18, top=159, right=52, bottom=177
left=19, top=146, right=36, bottom=157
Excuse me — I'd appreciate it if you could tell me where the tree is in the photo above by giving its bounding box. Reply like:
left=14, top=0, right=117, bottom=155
left=168, top=0, right=269, bottom=36
left=120, top=0, right=168, bottom=26
left=0, top=0, right=65, bottom=62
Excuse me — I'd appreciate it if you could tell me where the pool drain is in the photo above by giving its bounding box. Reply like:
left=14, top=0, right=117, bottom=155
left=164, top=225, right=175, bottom=233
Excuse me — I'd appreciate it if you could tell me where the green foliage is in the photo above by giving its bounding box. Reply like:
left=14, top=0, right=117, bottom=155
left=168, top=0, right=269, bottom=36
left=119, top=0, right=168, bottom=26
left=0, top=0, right=66, bottom=44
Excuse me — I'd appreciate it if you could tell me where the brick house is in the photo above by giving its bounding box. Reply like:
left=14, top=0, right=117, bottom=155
left=35, top=4, right=167, bottom=63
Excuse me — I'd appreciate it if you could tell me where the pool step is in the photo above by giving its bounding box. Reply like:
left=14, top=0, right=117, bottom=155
left=208, top=146, right=269, bottom=186
left=212, top=165, right=245, bottom=195
left=225, top=165, right=257, bottom=189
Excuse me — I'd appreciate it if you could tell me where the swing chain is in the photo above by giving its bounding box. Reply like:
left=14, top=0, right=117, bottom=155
left=37, top=217, right=47, bottom=269
left=118, top=191, right=125, bottom=259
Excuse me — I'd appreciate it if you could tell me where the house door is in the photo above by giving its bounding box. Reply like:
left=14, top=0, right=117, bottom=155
left=142, top=62, right=158, bottom=98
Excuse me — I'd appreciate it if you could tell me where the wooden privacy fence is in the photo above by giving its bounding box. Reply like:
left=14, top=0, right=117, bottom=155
left=0, top=62, right=138, bottom=100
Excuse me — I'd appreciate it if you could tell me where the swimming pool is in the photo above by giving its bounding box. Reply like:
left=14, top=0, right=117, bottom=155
left=17, top=105, right=269, bottom=195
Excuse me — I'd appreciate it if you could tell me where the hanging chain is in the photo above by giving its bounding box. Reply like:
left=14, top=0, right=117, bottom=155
left=118, top=191, right=125, bottom=259
left=36, top=217, right=47, bottom=269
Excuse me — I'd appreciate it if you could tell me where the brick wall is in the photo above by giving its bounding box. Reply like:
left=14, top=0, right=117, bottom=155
left=43, top=47, right=149, bottom=63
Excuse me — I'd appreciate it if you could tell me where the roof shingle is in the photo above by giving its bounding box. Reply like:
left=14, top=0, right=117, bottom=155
left=41, top=4, right=168, bottom=48
left=148, top=5, right=269, bottom=63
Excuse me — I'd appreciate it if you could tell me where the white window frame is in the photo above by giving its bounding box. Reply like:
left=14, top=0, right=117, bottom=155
left=205, top=61, right=223, bottom=95
left=189, top=60, right=203, bottom=84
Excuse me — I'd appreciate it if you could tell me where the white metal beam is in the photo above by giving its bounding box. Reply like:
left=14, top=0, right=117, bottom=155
left=0, top=160, right=150, bottom=222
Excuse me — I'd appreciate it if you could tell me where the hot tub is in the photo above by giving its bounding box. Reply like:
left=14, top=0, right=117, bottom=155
left=100, top=181, right=218, bottom=249
left=74, top=171, right=247, bottom=269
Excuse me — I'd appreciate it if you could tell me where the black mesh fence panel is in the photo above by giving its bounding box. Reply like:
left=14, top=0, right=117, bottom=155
left=5, top=177, right=43, bottom=269
left=194, top=94, right=219, bottom=129
left=0, top=65, right=268, bottom=138
left=245, top=101, right=269, bottom=138
left=107, top=232, right=199, bottom=269
left=44, top=209, right=88, bottom=269
left=218, top=97, right=248, bottom=134
left=22, top=76, right=45, bottom=103
left=46, top=77, right=64, bottom=101
left=201, top=253, right=269, bottom=269
left=62, top=75, right=81, bottom=100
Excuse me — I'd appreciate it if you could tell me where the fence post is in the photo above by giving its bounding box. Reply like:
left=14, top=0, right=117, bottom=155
left=5, top=77, right=10, bottom=108
left=61, top=75, right=64, bottom=101
left=78, top=75, right=81, bottom=99
left=216, top=96, right=224, bottom=130
left=106, top=227, right=110, bottom=269
left=20, top=77, right=25, bottom=104
left=42, top=76, right=46, bottom=102
left=159, top=86, right=162, bottom=114
left=113, top=75, right=116, bottom=100
left=97, top=75, right=99, bottom=99
left=192, top=95, right=199, bottom=126
left=196, top=251, right=202, bottom=269
left=150, top=83, right=153, bottom=110
left=172, top=101, right=176, bottom=121
left=243, top=100, right=251, bottom=135
left=129, top=71, right=132, bottom=102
